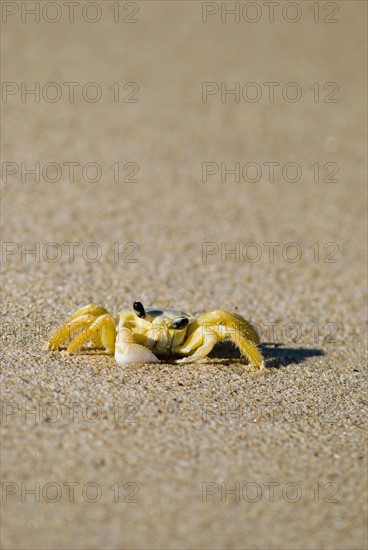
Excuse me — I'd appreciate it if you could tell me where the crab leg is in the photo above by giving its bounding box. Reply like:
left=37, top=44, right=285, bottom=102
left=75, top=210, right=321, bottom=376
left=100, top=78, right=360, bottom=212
left=48, top=303, right=110, bottom=351
left=48, top=314, right=98, bottom=350
left=67, top=313, right=116, bottom=353
left=174, top=310, right=264, bottom=368
left=67, top=304, right=108, bottom=321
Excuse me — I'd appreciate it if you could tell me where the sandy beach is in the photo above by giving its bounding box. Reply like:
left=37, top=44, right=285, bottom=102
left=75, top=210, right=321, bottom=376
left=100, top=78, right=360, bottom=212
left=1, top=2, right=367, bottom=548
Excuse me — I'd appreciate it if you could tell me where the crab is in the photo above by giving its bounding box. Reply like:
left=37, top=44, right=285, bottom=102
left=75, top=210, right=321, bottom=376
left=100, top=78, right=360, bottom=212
left=47, top=302, right=264, bottom=368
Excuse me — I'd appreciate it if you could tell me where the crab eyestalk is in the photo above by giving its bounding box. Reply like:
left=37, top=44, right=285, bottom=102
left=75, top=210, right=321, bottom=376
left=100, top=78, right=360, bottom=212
left=172, top=317, right=189, bottom=330
left=133, top=301, right=146, bottom=318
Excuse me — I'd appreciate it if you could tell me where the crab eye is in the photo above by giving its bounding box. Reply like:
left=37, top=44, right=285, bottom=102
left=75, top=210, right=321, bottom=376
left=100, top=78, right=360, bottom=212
left=133, top=301, right=146, bottom=318
left=172, top=317, right=189, bottom=330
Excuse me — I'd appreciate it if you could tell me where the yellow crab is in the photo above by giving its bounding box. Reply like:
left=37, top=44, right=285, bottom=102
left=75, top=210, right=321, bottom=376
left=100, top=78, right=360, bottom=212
left=47, top=302, right=264, bottom=368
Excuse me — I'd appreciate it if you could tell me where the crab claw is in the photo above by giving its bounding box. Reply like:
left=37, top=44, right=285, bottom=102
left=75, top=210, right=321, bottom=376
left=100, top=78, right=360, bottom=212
left=114, top=328, right=159, bottom=365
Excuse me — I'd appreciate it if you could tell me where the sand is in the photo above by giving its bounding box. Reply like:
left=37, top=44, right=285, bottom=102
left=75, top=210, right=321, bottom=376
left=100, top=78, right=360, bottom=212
left=1, top=2, right=367, bottom=549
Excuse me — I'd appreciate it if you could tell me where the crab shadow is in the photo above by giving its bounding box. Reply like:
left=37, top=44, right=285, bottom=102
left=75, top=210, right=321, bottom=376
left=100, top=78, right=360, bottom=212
left=207, top=341, right=325, bottom=369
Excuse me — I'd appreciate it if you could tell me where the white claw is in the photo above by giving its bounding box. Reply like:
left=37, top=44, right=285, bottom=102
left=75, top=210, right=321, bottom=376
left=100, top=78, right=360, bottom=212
left=114, top=328, right=159, bottom=365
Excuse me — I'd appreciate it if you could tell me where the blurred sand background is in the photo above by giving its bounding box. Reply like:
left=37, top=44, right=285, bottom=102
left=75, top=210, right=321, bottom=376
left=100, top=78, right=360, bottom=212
left=1, top=1, right=367, bottom=549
